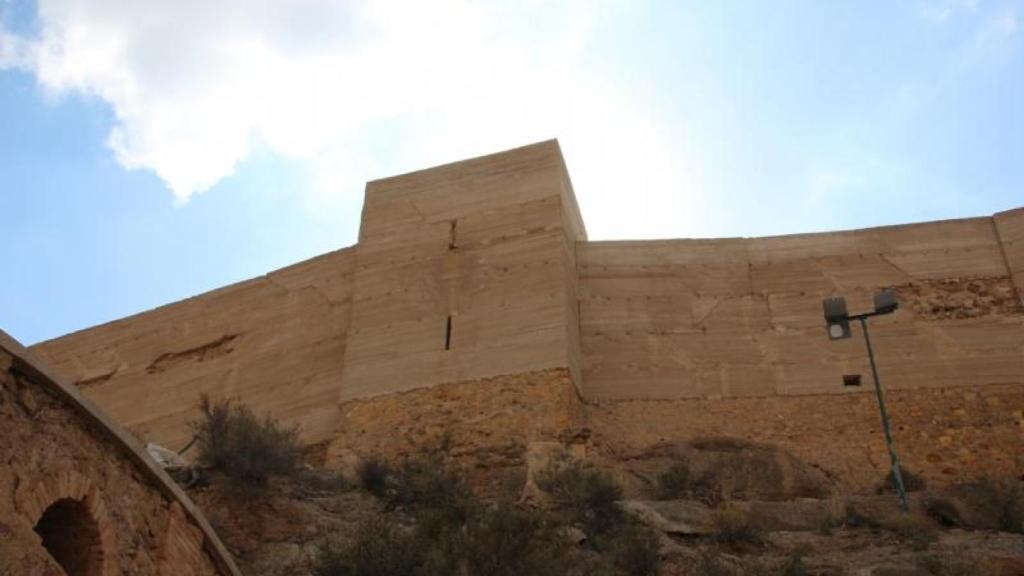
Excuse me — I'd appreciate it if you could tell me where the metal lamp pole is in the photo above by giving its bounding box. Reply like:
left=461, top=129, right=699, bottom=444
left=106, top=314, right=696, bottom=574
left=823, top=289, right=909, bottom=512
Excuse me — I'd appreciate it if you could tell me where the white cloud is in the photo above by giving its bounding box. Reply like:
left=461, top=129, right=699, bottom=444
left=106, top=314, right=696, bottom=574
left=0, top=0, right=703, bottom=239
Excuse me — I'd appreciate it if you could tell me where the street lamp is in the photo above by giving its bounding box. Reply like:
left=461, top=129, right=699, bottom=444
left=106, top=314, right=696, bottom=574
left=822, top=288, right=908, bottom=512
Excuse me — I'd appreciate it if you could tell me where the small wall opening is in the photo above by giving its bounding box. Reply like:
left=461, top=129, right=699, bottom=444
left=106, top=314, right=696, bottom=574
left=448, top=220, right=457, bottom=250
left=445, top=316, right=452, bottom=350
left=843, top=374, right=862, bottom=387
left=34, top=498, right=104, bottom=576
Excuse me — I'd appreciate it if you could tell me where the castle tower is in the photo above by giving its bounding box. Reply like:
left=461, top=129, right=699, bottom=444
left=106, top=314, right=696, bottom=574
left=340, top=140, right=587, bottom=401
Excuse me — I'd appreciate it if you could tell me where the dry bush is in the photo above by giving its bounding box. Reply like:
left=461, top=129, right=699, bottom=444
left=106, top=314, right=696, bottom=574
left=355, top=455, right=391, bottom=497
left=607, top=523, right=661, bottom=576
left=879, top=465, right=926, bottom=493
left=841, top=502, right=884, bottom=530
left=773, top=551, right=809, bottom=576
left=191, top=394, right=300, bottom=489
left=460, top=500, right=573, bottom=576
left=968, top=477, right=1024, bottom=533
left=654, top=460, right=691, bottom=500
left=918, top=553, right=1005, bottom=576
left=891, top=515, right=938, bottom=551
left=389, top=453, right=476, bottom=537
left=537, top=457, right=623, bottom=539
left=311, top=517, right=422, bottom=576
left=710, top=506, right=763, bottom=550
left=685, top=437, right=829, bottom=502
left=922, top=495, right=964, bottom=528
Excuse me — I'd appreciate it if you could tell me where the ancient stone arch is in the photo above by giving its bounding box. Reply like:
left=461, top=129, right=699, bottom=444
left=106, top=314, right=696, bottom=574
left=16, top=471, right=118, bottom=576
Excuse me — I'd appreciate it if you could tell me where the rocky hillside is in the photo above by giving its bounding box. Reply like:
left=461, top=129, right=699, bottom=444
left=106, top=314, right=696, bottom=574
left=178, top=427, right=1024, bottom=576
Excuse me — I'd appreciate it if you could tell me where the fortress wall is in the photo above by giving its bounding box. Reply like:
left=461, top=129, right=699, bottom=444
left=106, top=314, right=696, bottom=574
left=339, top=141, right=585, bottom=401
left=556, top=156, right=588, bottom=385
left=579, top=216, right=1024, bottom=400
left=31, top=247, right=356, bottom=449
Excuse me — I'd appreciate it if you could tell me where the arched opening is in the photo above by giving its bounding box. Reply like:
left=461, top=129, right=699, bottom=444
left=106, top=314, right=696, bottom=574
left=34, top=498, right=104, bottom=576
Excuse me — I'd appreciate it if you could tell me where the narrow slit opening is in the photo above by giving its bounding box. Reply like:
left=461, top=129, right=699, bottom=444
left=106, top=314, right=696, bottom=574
left=448, top=220, right=457, bottom=250
left=445, top=316, right=452, bottom=350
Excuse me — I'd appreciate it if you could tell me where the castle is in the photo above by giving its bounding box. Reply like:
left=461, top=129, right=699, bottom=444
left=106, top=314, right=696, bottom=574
left=29, top=140, right=1024, bottom=490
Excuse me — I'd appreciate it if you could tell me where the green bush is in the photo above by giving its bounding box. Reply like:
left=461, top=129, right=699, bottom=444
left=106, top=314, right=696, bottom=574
left=536, top=458, right=623, bottom=539
left=654, top=460, right=690, bottom=500
left=191, top=395, right=299, bottom=488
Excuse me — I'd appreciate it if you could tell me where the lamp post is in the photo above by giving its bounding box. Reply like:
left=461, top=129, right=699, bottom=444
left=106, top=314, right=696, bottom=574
left=822, top=289, right=909, bottom=512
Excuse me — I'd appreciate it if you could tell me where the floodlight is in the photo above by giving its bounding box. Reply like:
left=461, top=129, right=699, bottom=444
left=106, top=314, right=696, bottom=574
left=822, top=296, right=851, bottom=340
left=873, top=289, right=898, bottom=315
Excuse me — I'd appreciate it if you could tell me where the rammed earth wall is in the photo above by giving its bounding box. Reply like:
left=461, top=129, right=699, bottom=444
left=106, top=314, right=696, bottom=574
left=27, top=141, right=1024, bottom=491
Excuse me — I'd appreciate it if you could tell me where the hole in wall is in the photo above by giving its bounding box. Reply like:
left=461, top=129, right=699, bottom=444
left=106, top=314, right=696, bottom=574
left=34, top=498, right=104, bottom=576
left=448, top=220, right=457, bottom=250
left=445, top=316, right=452, bottom=351
left=843, top=374, right=862, bottom=387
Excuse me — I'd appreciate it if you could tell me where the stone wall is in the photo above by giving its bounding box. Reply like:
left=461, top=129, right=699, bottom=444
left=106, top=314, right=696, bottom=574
left=580, top=215, right=1024, bottom=399
left=584, top=382, right=1024, bottom=494
left=33, top=247, right=355, bottom=449
left=326, top=368, right=584, bottom=494
left=0, top=333, right=238, bottom=575
left=23, top=142, right=1023, bottom=491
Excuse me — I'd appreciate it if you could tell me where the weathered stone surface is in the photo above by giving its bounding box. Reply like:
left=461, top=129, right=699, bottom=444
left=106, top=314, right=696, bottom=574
left=0, top=335, right=238, bottom=575
left=327, top=368, right=583, bottom=494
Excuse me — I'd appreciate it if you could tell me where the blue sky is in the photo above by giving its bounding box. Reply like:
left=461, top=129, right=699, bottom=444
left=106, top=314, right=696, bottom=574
left=1, top=0, right=1022, bottom=345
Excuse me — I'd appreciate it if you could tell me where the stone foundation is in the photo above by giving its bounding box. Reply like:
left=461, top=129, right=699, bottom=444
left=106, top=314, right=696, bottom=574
left=325, top=368, right=584, bottom=492
left=584, top=383, right=1024, bottom=494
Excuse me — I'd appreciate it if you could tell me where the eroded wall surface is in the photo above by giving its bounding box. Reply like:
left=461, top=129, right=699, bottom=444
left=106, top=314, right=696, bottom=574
left=33, top=248, right=355, bottom=449
left=580, top=216, right=1024, bottom=399
left=0, top=336, right=237, bottom=575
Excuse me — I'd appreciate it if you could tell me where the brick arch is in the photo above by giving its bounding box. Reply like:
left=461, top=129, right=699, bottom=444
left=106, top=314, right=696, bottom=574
left=15, top=470, right=118, bottom=576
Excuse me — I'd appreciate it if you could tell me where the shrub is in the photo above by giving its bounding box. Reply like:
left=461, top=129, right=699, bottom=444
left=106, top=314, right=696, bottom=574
left=460, top=500, right=572, bottom=576
left=356, top=455, right=391, bottom=497
left=191, top=395, right=299, bottom=488
left=608, top=524, right=661, bottom=576
left=891, top=515, right=938, bottom=551
left=880, top=466, right=926, bottom=493
left=841, top=502, right=883, bottom=530
left=923, top=495, right=963, bottom=527
left=390, top=453, right=476, bottom=537
left=536, top=458, right=623, bottom=539
left=311, top=517, right=423, bottom=576
left=774, top=551, right=808, bottom=576
left=968, top=477, right=1024, bottom=533
left=710, top=506, right=763, bottom=550
left=655, top=460, right=690, bottom=500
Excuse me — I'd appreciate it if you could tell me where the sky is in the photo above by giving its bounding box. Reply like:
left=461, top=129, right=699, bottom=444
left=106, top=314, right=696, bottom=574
left=1, top=0, right=1022, bottom=345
